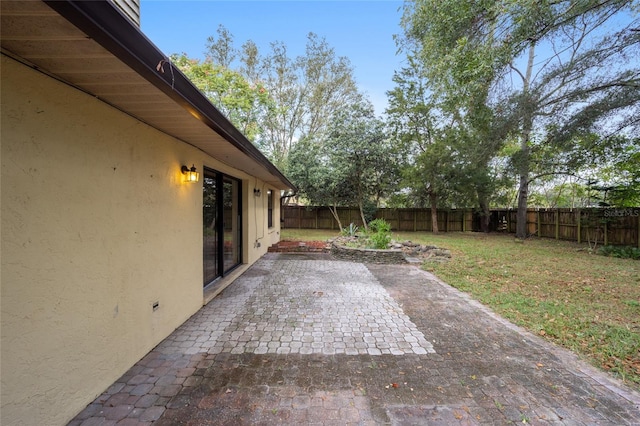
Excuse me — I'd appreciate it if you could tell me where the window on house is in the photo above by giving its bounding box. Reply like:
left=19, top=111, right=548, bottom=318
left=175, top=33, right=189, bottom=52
left=267, top=189, right=274, bottom=228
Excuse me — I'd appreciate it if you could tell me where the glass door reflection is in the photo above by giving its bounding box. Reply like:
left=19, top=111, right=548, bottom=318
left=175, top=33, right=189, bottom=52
left=203, top=169, right=242, bottom=288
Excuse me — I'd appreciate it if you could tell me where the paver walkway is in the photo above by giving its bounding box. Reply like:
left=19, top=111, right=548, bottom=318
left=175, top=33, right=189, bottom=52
left=69, top=253, right=640, bottom=425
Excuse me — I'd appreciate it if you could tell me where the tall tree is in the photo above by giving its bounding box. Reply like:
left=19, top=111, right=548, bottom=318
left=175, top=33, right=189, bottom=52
left=287, top=136, right=352, bottom=230
left=205, top=24, right=237, bottom=68
left=327, top=100, right=400, bottom=230
left=260, top=33, right=361, bottom=170
left=400, top=0, right=640, bottom=238
left=387, top=47, right=505, bottom=232
left=289, top=99, right=400, bottom=230
left=171, top=54, right=270, bottom=142
left=386, top=56, right=455, bottom=232
left=199, top=27, right=362, bottom=171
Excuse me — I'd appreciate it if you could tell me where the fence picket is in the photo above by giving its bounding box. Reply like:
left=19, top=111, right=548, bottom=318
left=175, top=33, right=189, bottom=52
left=281, top=206, right=639, bottom=247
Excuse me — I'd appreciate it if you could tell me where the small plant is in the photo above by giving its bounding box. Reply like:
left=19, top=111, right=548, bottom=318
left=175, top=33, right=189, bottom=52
left=368, top=231, right=391, bottom=249
left=341, top=223, right=359, bottom=237
left=597, top=245, right=640, bottom=260
left=368, top=218, right=391, bottom=234
left=366, top=218, right=392, bottom=249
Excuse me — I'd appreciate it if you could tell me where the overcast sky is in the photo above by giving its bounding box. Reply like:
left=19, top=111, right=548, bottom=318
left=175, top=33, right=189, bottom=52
left=140, top=0, right=406, bottom=116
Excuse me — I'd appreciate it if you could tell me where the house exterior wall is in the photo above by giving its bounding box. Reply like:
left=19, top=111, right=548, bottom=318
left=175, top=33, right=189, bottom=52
left=1, top=55, right=278, bottom=425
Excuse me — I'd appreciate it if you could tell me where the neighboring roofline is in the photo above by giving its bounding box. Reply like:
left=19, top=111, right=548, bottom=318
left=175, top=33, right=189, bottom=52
left=43, top=0, right=296, bottom=191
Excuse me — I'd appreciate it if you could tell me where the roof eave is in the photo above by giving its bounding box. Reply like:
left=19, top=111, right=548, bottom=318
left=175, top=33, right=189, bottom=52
left=43, top=0, right=296, bottom=191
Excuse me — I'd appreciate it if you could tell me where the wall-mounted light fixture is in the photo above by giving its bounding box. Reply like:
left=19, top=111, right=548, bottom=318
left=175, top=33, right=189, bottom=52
left=253, top=188, right=262, bottom=197
left=181, top=164, right=199, bottom=183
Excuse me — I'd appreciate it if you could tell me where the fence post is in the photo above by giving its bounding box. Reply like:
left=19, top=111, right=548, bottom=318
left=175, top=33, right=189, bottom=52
left=413, top=209, right=417, bottom=232
left=555, top=210, right=559, bottom=240
left=537, top=209, right=541, bottom=237
left=298, top=206, right=302, bottom=229
left=576, top=209, right=581, bottom=244
left=604, top=219, right=608, bottom=246
left=637, top=212, right=640, bottom=248
left=462, top=209, right=466, bottom=232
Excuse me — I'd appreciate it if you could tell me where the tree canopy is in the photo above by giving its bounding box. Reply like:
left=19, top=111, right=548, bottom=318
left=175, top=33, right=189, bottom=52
left=173, top=27, right=362, bottom=172
left=289, top=99, right=400, bottom=230
left=171, top=8, right=639, bottom=225
left=398, top=0, right=640, bottom=236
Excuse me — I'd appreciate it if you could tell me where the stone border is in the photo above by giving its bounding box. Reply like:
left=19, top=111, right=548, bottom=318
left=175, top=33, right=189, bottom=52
left=330, top=243, right=407, bottom=264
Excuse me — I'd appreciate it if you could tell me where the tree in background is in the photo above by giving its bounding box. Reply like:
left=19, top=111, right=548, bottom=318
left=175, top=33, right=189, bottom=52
left=184, top=27, right=361, bottom=172
left=287, top=136, right=352, bottom=230
left=257, top=33, right=361, bottom=171
left=326, top=100, right=400, bottom=230
left=387, top=38, right=506, bottom=232
left=288, top=99, right=400, bottom=231
left=170, top=54, right=270, bottom=142
left=386, top=56, right=458, bottom=232
left=400, top=0, right=639, bottom=238
left=584, top=136, right=640, bottom=207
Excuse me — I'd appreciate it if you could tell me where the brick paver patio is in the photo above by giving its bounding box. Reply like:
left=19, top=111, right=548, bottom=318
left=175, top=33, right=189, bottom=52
left=68, top=253, right=640, bottom=425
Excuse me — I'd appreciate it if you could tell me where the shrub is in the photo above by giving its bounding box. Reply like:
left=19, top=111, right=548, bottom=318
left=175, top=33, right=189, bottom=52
left=368, top=231, right=391, bottom=249
left=597, top=245, right=640, bottom=260
left=341, top=223, right=359, bottom=237
left=366, top=218, right=392, bottom=249
left=368, top=218, right=391, bottom=234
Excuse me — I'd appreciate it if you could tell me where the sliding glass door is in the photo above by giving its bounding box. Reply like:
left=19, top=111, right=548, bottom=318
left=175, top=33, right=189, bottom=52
left=203, top=169, right=242, bottom=287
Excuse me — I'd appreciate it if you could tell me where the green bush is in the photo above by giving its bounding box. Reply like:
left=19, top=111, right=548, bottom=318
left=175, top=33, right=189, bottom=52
left=366, top=218, right=391, bottom=249
left=368, top=218, right=391, bottom=234
left=368, top=231, right=390, bottom=249
left=597, top=245, right=640, bottom=260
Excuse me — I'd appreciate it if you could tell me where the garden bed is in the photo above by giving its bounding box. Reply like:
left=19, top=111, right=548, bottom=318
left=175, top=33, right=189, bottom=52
left=329, top=236, right=451, bottom=264
left=268, top=240, right=330, bottom=253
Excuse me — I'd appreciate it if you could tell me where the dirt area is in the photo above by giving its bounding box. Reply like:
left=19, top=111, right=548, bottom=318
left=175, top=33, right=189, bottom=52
left=268, top=240, right=329, bottom=253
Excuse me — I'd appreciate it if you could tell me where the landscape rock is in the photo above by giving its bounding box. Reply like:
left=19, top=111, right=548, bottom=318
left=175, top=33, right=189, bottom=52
left=329, top=237, right=451, bottom=264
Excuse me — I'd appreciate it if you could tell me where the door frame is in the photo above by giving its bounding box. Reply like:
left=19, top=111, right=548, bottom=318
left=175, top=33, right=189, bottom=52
left=203, top=167, right=243, bottom=288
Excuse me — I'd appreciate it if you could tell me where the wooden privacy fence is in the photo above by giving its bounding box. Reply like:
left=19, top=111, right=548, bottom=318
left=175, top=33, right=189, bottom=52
left=282, top=206, right=640, bottom=247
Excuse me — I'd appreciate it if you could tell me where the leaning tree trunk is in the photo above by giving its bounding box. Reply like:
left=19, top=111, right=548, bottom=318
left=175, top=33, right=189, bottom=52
left=429, top=191, right=439, bottom=233
left=329, top=203, right=343, bottom=231
left=358, top=200, right=369, bottom=233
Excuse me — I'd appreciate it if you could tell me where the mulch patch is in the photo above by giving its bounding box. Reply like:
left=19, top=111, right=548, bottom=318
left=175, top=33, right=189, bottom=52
left=268, top=240, right=330, bottom=253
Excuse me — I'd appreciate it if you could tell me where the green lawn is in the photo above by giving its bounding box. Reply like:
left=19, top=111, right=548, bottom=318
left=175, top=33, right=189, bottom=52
left=281, top=228, right=640, bottom=388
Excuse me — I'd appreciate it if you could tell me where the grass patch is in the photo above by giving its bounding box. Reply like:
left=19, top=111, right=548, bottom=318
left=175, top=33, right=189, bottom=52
left=281, top=229, right=640, bottom=388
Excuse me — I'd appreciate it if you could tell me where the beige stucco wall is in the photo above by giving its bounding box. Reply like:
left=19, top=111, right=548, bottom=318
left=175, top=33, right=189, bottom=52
left=243, top=185, right=282, bottom=263
left=1, top=55, right=279, bottom=425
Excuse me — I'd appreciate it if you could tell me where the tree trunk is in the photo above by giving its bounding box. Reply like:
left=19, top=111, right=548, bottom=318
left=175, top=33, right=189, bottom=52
left=429, top=191, right=439, bottom=233
left=516, top=172, right=529, bottom=239
left=358, top=200, right=369, bottom=232
left=516, top=42, right=536, bottom=240
left=478, top=197, right=491, bottom=233
left=329, top=203, right=343, bottom=231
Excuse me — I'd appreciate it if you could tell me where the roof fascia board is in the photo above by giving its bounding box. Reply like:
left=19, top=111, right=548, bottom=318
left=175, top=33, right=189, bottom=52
left=42, top=0, right=296, bottom=190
